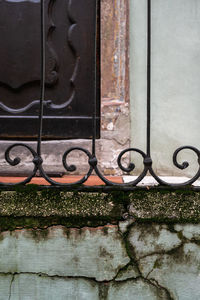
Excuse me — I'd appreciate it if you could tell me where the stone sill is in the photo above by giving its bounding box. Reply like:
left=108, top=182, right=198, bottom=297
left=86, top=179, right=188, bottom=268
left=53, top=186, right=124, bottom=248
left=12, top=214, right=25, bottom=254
left=0, top=175, right=199, bottom=187
left=123, top=175, right=200, bottom=187
left=0, top=183, right=198, bottom=230
left=0, top=175, right=123, bottom=186
left=0, top=175, right=199, bottom=231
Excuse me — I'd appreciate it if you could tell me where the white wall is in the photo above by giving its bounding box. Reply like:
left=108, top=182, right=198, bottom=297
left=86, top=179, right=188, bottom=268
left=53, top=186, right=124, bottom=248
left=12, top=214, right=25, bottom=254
left=130, top=0, right=200, bottom=178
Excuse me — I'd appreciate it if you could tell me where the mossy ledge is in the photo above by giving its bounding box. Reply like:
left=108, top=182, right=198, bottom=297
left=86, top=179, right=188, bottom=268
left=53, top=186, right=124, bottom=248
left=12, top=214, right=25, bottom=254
left=128, top=189, right=200, bottom=223
left=0, top=187, right=199, bottom=230
left=0, top=186, right=125, bottom=230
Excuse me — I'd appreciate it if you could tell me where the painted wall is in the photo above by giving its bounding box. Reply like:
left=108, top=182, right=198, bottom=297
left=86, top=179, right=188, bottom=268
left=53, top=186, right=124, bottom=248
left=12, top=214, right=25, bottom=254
left=0, top=222, right=200, bottom=299
left=130, top=0, right=200, bottom=178
left=0, top=189, right=199, bottom=299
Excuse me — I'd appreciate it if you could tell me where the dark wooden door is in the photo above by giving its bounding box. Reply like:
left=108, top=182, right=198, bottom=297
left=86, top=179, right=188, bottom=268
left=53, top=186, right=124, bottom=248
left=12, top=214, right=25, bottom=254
left=0, top=0, right=100, bottom=139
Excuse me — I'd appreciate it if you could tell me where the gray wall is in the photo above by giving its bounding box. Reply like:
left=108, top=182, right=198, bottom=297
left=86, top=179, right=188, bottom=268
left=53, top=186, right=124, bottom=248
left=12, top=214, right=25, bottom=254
left=0, top=222, right=200, bottom=299
left=0, top=189, right=199, bottom=299
left=130, top=0, right=200, bottom=178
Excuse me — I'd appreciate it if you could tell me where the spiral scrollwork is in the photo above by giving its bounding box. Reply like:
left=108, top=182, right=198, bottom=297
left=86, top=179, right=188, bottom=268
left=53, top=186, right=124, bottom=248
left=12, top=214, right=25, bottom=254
left=2, top=143, right=39, bottom=186
left=117, top=148, right=149, bottom=172
left=173, top=146, right=200, bottom=170
left=62, top=147, right=92, bottom=172
left=93, top=148, right=149, bottom=186
left=149, top=146, right=200, bottom=186
left=38, top=147, right=94, bottom=186
left=1, top=142, right=200, bottom=188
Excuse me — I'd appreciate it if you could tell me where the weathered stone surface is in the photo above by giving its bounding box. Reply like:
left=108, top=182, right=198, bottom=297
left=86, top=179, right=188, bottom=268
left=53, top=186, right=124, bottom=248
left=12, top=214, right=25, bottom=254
left=0, top=226, right=129, bottom=282
left=128, top=223, right=182, bottom=259
left=101, top=110, right=130, bottom=146
left=0, top=274, right=12, bottom=299
left=128, top=190, right=200, bottom=222
left=138, top=254, right=159, bottom=278
left=108, top=279, right=168, bottom=300
left=0, top=221, right=200, bottom=299
left=101, top=0, right=128, bottom=101
left=139, top=242, right=200, bottom=300
left=2, top=190, right=200, bottom=227
left=118, top=217, right=135, bottom=234
left=8, top=274, right=99, bottom=300
left=0, top=190, right=124, bottom=220
left=115, top=264, right=140, bottom=281
left=2, top=190, right=200, bottom=226
left=174, top=224, right=200, bottom=240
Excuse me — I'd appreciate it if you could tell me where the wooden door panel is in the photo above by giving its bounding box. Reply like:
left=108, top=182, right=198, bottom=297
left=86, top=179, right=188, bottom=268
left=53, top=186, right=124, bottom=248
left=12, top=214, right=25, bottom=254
left=0, top=0, right=100, bottom=139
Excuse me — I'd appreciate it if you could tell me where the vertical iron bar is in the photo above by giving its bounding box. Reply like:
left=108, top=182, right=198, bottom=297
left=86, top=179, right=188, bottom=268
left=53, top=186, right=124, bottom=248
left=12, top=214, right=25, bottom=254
left=37, top=0, right=45, bottom=156
left=147, top=0, right=151, bottom=157
left=92, top=0, right=98, bottom=157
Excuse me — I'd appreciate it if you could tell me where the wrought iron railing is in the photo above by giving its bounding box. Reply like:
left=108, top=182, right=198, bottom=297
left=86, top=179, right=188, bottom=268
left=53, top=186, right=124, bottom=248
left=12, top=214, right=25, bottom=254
left=1, top=0, right=200, bottom=191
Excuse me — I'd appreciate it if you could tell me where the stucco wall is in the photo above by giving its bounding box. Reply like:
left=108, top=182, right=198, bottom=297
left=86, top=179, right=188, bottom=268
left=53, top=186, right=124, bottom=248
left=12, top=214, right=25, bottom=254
left=2, top=223, right=199, bottom=300
left=130, top=0, right=200, bottom=178
left=0, top=189, right=199, bottom=299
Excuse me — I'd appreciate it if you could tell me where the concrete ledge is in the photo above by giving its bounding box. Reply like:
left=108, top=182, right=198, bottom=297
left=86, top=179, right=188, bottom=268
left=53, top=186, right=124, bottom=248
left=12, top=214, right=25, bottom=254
left=0, top=188, right=199, bottom=231
left=128, top=189, right=200, bottom=222
left=0, top=189, right=125, bottom=230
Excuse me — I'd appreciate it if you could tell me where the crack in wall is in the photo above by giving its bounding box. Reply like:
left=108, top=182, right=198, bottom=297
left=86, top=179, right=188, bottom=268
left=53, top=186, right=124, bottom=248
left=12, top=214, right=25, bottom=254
left=118, top=221, right=199, bottom=300
left=0, top=221, right=200, bottom=299
left=98, top=282, right=109, bottom=300
left=136, top=242, right=185, bottom=261
left=110, top=277, right=173, bottom=300
left=8, top=273, right=15, bottom=300
left=0, top=272, right=104, bottom=284
left=0, top=270, right=174, bottom=300
left=113, top=262, right=138, bottom=281
left=119, top=225, right=142, bottom=277
left=146, top=278, right=175, bottom=300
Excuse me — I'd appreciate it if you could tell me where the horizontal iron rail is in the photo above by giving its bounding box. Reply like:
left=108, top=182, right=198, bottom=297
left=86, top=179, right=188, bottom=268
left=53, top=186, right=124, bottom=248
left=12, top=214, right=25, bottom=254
left=0, top=184, right=200, bottom=192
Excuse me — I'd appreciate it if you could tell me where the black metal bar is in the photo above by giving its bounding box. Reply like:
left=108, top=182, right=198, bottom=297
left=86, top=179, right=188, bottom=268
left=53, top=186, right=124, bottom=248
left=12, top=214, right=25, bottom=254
left=147, top=0, right=151, bottom=157
left=0, top=184, right=200, bottom=193
left=92, top=0, right=98, bottom=157
left=37, top=0, right=45, bottom=157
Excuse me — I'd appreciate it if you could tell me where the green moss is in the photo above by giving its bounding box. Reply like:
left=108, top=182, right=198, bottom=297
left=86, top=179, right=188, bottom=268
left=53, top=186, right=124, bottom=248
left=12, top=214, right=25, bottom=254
left=0, top=215, right=123, bottom=232
left=128, top=189, right=200, bottom=223
left=14, top=184, right=39, bottom=193
left=192, top=239, right=200, bottom=246
left=0, top=189, right=124, bottom=219
left=167, top=244, right=186, bottom=264
left=98, top=283, right=109, bottom=300
left=29, top=228, right=49, bottom=242
left=110, top=191, right=129, bottom=203
left=177, top=231, right=184, bottom=240
left=153, top=258, right=162, bottom=269
left=0, top=188, right=199, bottom=230
left=102, top=226, right=109, bottom=235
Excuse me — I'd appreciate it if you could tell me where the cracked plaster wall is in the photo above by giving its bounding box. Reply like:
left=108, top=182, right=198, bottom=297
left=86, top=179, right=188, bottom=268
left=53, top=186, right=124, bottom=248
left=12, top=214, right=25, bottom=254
left=0, top=221, right=199, bottom=299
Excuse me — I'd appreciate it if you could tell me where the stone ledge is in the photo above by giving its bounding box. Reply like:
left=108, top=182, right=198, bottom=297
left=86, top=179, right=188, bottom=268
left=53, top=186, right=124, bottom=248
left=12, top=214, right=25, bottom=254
left=128, top=189, right=200, bottom=222
left=0, top=189, right=125, bottom=230
left=0, top=188, right=199, bottom=231
left=0, top=190, right=120, bottom=218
